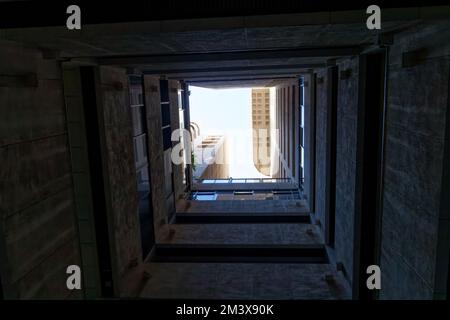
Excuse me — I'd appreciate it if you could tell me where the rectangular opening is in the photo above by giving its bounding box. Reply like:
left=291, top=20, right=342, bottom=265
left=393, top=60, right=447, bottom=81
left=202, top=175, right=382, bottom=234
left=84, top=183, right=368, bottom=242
left=80, top=67, right=114, bottom=298
left=186, top=81, right=304, bottom=202
left=189, top=86, right=273, bottom=181
left=294, top=77, right=305, bottom=187
left=192, top=192, right=217, bottom=201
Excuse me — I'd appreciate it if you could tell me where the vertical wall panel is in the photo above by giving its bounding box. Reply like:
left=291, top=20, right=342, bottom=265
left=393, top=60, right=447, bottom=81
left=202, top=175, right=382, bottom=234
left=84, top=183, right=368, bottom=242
left=0, top=41, right=82, bottom=299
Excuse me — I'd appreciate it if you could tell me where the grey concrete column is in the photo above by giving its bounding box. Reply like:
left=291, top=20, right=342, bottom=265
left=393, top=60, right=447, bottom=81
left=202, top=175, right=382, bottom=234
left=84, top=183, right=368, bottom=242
left=94, top=66, right=142, bottom=297
left=143, top=76, right=167, bottom=239
left=169, top=80, right=185, bottom=201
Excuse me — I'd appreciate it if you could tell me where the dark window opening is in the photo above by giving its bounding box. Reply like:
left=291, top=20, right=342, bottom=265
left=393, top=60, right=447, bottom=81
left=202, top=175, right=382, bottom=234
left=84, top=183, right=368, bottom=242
left=299, top=77, right=305, bottom=188
left=326, top=66, right=338, bottom=247
left=129, top=75, right=155, bottom=260
left=80, top=67, right=114, bottom=298
left=356, top=51, right=386, bottom=300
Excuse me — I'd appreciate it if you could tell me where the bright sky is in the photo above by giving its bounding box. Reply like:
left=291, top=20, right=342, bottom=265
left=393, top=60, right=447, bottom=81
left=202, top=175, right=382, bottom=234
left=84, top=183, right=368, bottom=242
left=189, top=86, right=268, bottom=178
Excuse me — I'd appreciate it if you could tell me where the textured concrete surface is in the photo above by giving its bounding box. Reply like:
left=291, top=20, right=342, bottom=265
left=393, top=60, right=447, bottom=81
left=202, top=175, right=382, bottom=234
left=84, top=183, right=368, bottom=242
left=169, top=79, right=185, bottom=201
left=380, top=22, right=450, bottom=299
left=274, top=81, right=299, bottom=181
left=143, top=75, right=167, bottom=237
left=96, top=66, right=142, bottom=296
left=0, top=41, right=82, bottom=299
left=314, top=68, right=328, bottom=230
left=334, top=57, right=359, bottom=284
left=63, top=66, right=102, bottom=298
left=157, top=223, right=322, bottom=245
left=177, top=199, right=309, bottom=214
left=1, top=17, right=419, bottom=59
left=140, top=262, right=349, bottom=300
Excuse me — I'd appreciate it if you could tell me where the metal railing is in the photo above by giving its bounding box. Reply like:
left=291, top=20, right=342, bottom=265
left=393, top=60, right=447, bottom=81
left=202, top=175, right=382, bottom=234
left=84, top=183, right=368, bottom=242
left=189, top=189, right=302, bottom=201
left=195, top=177, right=294, bottom=184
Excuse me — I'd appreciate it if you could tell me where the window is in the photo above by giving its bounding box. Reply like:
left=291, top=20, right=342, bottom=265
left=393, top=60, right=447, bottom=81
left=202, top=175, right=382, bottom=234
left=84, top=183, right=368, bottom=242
left=128, top=75, right=154, bottom=259
left=191, top=192, right=217, bottom=201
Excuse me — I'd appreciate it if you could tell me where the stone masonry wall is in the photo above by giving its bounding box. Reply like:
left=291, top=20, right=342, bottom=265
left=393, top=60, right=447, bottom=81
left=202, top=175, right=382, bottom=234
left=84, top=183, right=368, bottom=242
left=169, top=80, right=184, bottom=201
left=96, top=66, right=142, bottom=296
left=143, top=76, right=167, bottom=239
left=0, top=40, right=83, bottom=299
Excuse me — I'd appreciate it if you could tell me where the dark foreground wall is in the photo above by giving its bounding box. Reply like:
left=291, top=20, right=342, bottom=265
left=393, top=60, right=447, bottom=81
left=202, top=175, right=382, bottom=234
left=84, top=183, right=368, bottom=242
left=380, top=21, right=450, bottom=299
left=0, top=40, right=83, bottom=299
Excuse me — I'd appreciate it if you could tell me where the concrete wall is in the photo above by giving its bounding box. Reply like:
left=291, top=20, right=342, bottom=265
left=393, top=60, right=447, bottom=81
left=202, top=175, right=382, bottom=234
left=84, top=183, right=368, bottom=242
left=334, top=57, right=359, bottom=284
left=143, top=76, right=167, bottom=238
left=313, top=62, right=358, bottom=286
left=0, top=41, right=83, bottom=299
left=274, top=81, right=299, bottom=182
left=312, top=22, right=450, bottom=298
left=380, top=21, right=450, bottom=299
left=169, top=80, right=185, bottom=201
left=303, top=73, right=315, bottom=212
left=314, top=69, right=328, bottom=229
left=95, top=66, right=142, bottom=296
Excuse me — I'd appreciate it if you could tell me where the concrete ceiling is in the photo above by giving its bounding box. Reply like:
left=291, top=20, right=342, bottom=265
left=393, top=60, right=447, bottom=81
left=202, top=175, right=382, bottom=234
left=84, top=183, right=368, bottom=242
left=2, top=20, right=417, bottom=58
left=1, top=6, right=448, bottom=87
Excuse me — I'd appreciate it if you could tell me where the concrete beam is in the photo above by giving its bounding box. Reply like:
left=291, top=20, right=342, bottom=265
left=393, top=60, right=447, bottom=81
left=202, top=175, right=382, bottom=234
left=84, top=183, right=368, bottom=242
left=169, top=69, right=309, bottom=81
left=98, top=47, right=361, bottom=66
left=142, top=63, right=325, bottom=75
left=187, top=75, right=297, bottom=83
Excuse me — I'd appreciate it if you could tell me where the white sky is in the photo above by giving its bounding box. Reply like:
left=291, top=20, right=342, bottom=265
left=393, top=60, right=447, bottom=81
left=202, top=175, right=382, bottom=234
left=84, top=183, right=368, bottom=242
left=189, top=86, right=268, bottom=178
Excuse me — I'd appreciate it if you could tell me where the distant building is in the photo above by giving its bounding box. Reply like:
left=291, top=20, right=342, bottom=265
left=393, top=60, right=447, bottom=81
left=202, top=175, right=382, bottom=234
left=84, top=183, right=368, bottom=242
left=251, top=88, right=271, bottom=176
left=192, top=135, right=229, bottom=180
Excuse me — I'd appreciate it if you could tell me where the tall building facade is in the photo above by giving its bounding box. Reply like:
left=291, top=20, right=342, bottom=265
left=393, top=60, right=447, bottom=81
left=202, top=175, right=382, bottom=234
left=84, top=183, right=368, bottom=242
left=192, top=135, right=229, bottom=180
left=251, top=88, right=271, bottom=176
left=273, top=81, right=302, bottom=186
